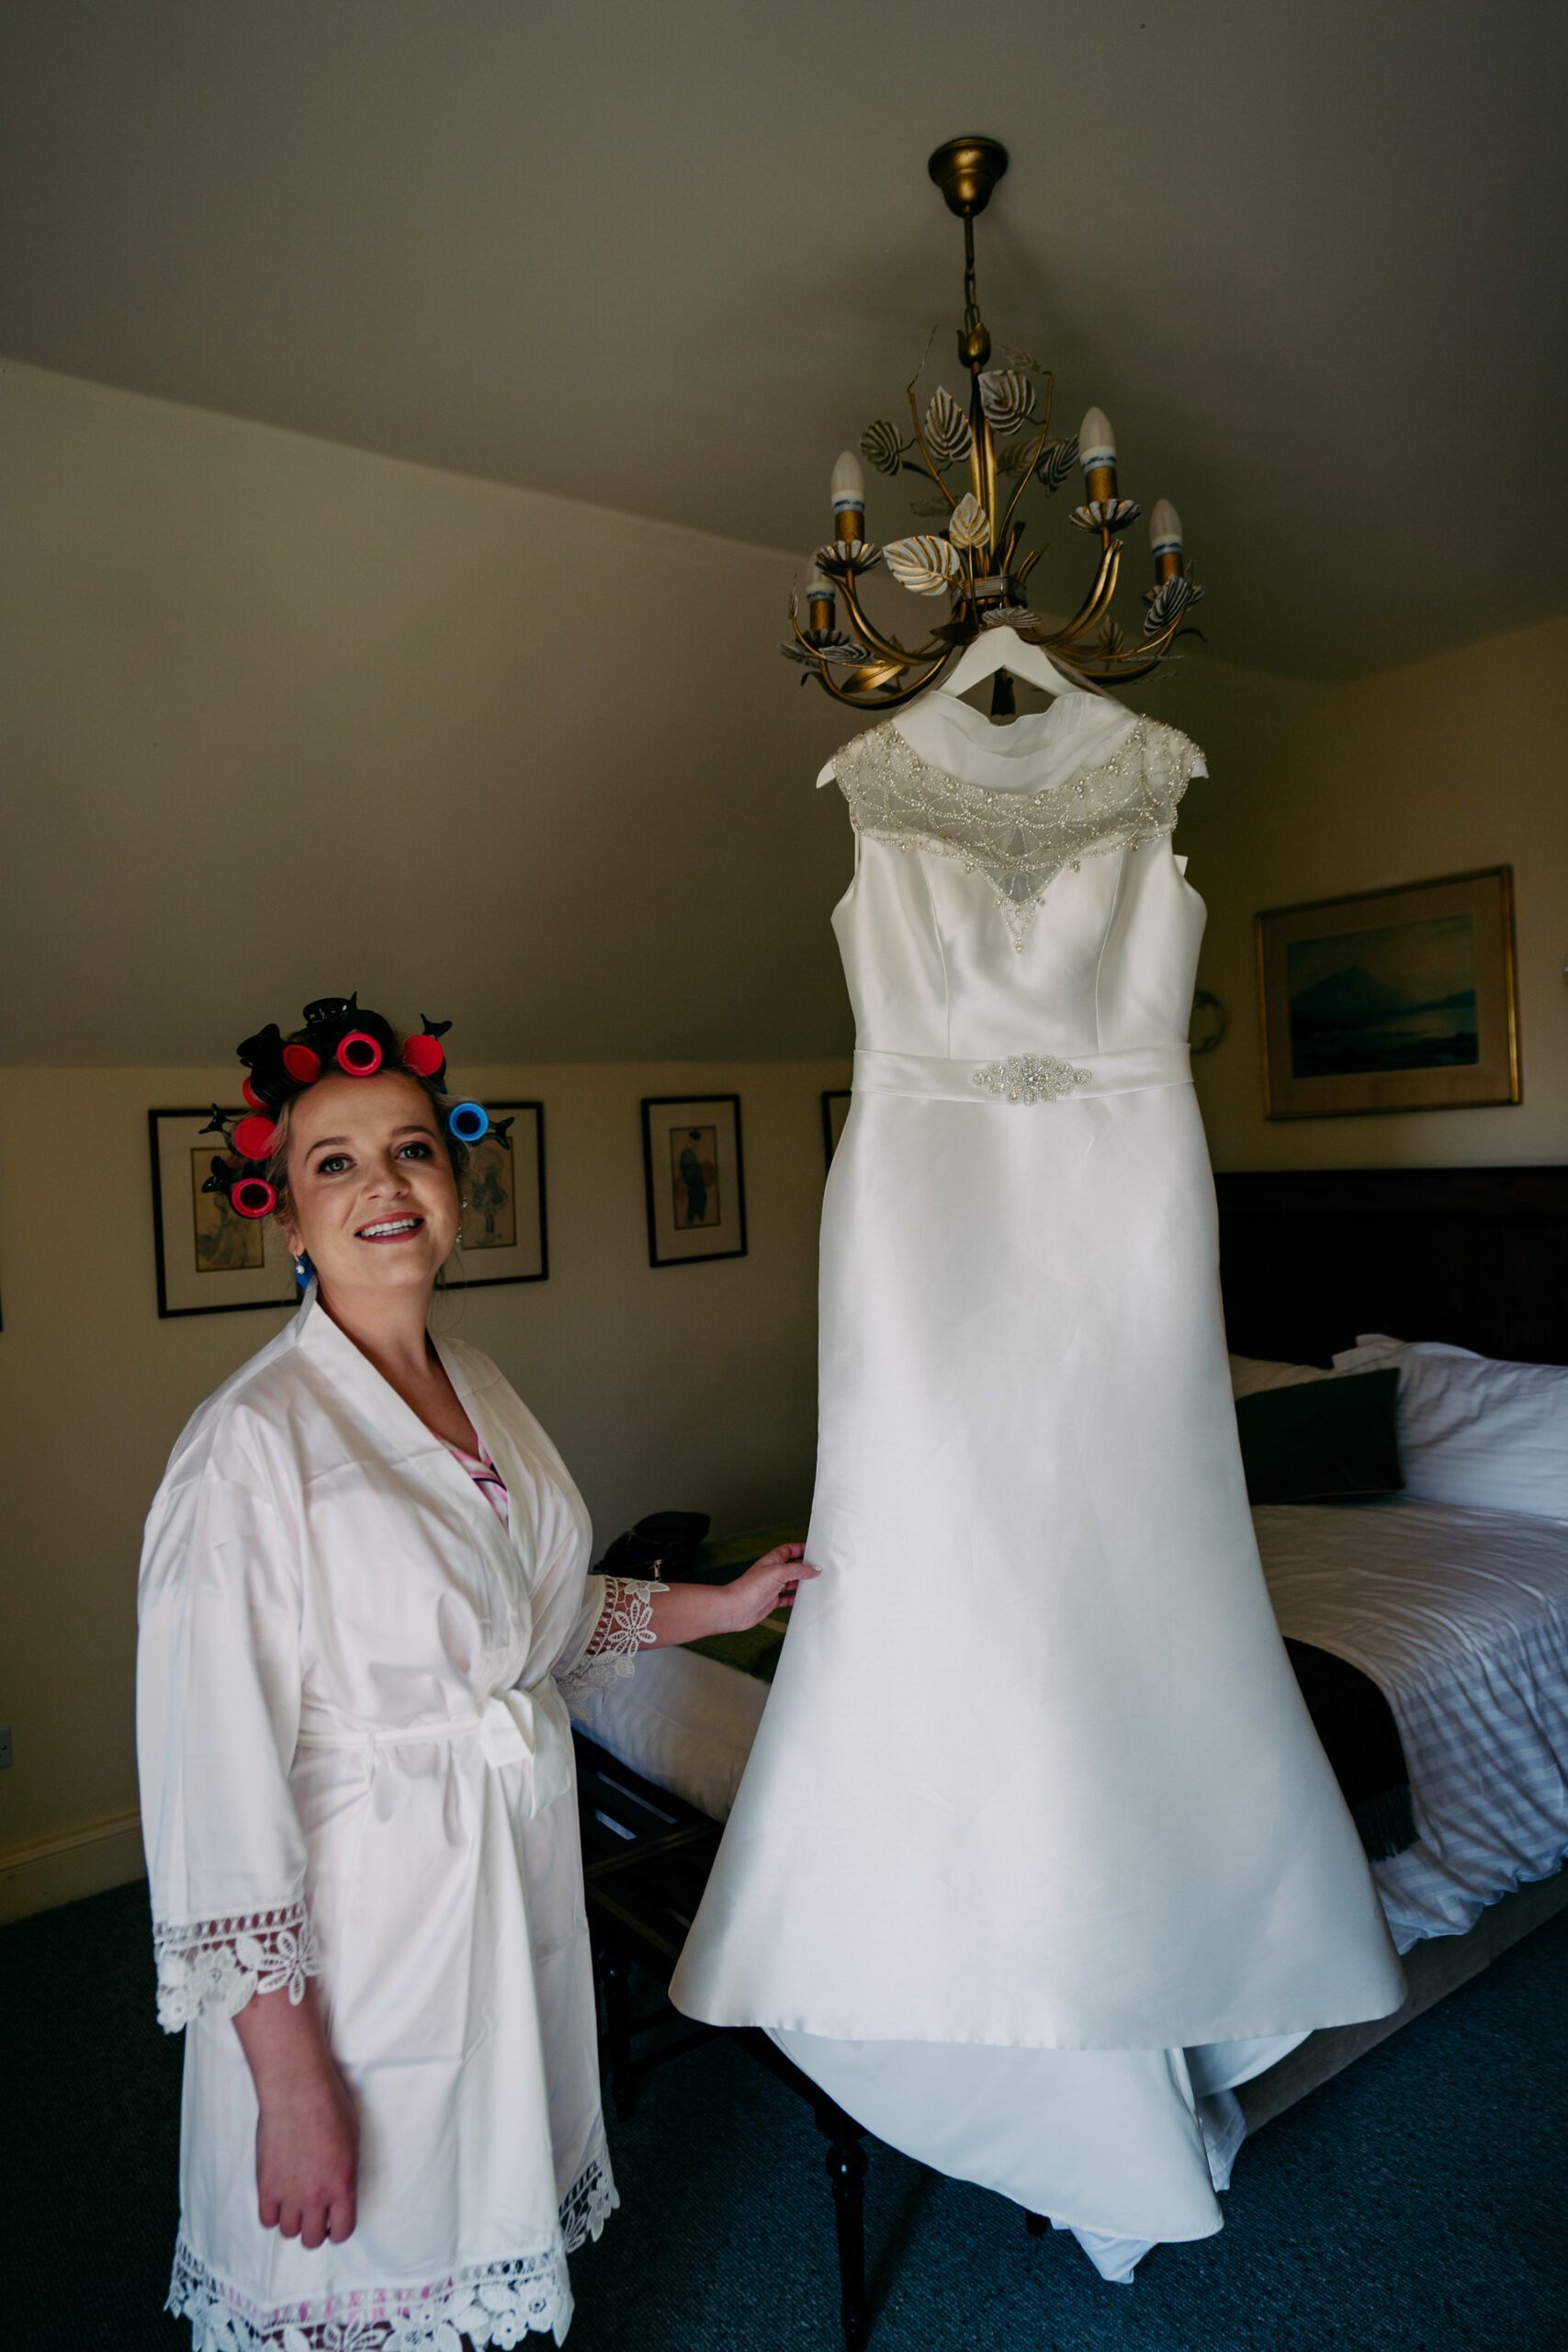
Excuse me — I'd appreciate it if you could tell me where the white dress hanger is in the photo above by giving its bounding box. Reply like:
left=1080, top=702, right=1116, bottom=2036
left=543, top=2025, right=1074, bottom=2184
left=931, top=624, right=1093, bottom=706
left=817, top=626, right=1106, bottom=786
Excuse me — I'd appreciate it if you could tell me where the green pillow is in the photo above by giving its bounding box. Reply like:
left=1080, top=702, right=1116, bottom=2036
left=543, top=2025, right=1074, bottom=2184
left=1235, top=1369, right=1404, bottom=1505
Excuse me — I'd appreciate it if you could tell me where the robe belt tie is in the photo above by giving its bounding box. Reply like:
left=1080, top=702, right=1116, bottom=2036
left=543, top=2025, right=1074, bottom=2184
left=852, top=1040, right=1192, bottom=1106
left=294, top=1685, right=573, bottom=1815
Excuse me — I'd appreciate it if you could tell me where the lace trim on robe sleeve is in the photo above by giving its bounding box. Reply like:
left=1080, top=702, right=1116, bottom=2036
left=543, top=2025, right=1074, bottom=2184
left=152, top=1898, right=321, bottom=2033
left=555, top=1575, right=666, bottom=1702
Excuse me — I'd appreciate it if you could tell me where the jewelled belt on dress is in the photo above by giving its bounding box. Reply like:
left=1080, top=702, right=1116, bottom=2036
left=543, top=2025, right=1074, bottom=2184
left=852, top=1041, right=1191, bottom=1105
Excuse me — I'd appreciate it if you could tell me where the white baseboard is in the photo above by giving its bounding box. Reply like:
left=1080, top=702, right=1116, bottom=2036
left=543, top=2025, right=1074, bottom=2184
left=0, top=1811, right=147, bottom=1924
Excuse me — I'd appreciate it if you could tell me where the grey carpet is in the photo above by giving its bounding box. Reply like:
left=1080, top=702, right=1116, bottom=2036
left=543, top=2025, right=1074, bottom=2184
left=4, top=1881, right=1565, bottom=2349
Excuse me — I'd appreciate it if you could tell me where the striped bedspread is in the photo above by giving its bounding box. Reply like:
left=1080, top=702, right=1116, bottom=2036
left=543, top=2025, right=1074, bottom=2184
left=1256, top=1498, right=1568, bottom=1951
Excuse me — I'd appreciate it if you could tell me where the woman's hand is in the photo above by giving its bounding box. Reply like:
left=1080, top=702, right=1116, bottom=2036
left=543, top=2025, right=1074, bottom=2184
left=232, top=1982, right=359, bottom=2248
left=630, top=1544, right=821, bottom=1650
left=720, top=1542, right=819, bottom=1632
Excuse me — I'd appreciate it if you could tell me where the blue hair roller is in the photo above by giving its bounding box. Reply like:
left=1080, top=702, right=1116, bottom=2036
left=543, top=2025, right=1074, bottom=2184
left=447, top=1101, right=490, bottom=1145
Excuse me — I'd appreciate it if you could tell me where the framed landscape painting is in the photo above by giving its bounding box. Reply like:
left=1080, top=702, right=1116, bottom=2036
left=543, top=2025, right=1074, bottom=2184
left=1256, top=867, right=1519, bottom=1120
left=446, top=1101, right=547, bottom=1289
left=640, top=1094, right=747, bottom=1267
left=150, top=1108, right=299, bottom=1317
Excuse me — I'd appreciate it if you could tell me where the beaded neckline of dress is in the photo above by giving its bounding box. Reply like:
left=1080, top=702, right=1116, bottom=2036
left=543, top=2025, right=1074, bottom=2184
left=834, top=712, right=1203, bottom=949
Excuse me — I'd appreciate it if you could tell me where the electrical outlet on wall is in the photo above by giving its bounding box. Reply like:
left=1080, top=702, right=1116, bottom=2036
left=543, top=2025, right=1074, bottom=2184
left=0, top=1727, right=11, bottom=1769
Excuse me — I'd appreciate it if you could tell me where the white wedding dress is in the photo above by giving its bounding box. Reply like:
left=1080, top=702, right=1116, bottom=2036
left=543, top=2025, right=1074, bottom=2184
left=671, top=690, right=1404, bottom=2269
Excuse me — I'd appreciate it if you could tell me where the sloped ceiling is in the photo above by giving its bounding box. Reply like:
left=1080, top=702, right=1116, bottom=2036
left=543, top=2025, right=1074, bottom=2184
left=3, top=0, right=1565, bottom=684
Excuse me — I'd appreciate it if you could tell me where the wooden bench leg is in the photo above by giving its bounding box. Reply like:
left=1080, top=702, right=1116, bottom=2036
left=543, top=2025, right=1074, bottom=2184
left=820, top=2108, right=870, bottom=2350
left=600, top=1943, right=637, bottom=2121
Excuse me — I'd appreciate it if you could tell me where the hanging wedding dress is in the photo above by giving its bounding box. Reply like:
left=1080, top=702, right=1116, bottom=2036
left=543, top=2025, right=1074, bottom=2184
left=670, top=688, right=1404, bottom=2267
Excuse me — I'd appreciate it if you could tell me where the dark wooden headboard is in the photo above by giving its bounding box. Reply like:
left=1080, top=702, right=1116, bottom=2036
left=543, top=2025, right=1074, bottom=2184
left=1215, top=1166, right=1568, bottom=1369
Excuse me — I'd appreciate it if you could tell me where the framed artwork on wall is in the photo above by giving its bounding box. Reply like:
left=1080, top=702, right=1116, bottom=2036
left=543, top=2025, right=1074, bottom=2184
left=1256, top=866, right=1520, bottom=1120
left=446, top=1101, right=548, bottom=1289
left=640, top=1094, right=747, bottom=1267
left=149, top=1108, right=299, bottom=1318
left=821, top=1090, right=852, bottom=1169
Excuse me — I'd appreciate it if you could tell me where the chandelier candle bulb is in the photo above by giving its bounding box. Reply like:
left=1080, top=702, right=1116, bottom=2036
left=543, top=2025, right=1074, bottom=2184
left=807, top=566, right=837, bottom=634
left=1149, top=500, right=1185, bottom=582
left=831, top=449, right=867, bottom=545
left=1079, top=407, right=1118, bottom=503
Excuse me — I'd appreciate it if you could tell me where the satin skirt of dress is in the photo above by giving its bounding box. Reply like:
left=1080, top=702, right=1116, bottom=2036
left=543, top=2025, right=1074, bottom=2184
left=672, top=1080, right=1402, bottom=2052
left=766, top=2025, right=1308, bottom=2269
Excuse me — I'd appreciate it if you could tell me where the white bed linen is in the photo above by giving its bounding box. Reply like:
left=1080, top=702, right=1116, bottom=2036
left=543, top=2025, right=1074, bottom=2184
left=1255, top=1497, right=1568, bottom=1950
left=568, top=1645, right=768, bottom=1825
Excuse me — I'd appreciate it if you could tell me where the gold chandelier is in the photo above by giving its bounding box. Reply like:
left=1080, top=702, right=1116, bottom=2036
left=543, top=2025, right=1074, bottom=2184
left=782, top=136, right=1205, bottom=713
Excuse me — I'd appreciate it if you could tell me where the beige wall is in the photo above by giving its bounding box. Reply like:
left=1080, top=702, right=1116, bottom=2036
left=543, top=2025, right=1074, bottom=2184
left=1190, top=615, right=1568, bottom=1170
left=0, top=358, right=857, bottom=1066
left=0, top=1055, right=845, bottom=1919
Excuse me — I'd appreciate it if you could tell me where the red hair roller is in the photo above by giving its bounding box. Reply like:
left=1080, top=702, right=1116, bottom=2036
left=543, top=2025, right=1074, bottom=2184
left=233, top=1114, right=279, bottom=1162
left=282, top=1042, right=321, bottom=1084
left=231, top=1176, right=276, bottom=1219
left=336, top=1031, right=383, bottom=1076
left=401, top=1034, right=445, bottom=1078
left=243, top=1079, right=266, bottom=1110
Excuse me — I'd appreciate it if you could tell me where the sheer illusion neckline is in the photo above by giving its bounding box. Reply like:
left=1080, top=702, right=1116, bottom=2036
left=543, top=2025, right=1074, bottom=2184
left=835, top=712, right=1202, bottom=948
left=893, top=692, right=1134, bottom=797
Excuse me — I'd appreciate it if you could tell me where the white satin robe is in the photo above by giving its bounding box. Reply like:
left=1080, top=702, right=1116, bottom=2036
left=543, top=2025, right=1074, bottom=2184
left=137, top=1290, right=611, bottom=2348
left=671, top=692, right=1404, bottom=2260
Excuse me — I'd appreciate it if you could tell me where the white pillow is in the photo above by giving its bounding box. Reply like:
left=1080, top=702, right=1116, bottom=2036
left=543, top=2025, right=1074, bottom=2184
left=1228, top=1353, right=1334, bottom=1400
left=1331, top=1335, right=1568, bottom=1523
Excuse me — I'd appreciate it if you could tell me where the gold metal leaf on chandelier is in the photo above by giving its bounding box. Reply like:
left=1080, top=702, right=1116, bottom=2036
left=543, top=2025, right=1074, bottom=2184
left=947, top=492, right=989, bottom=550
left=860, top=420, right=905, bottom=478
left=1035, top=437, right=1078, bottom=492
left=979, top=369, right=1035, bottom=435
left=883, top=534, right=964, bottom=596
left=923, top=388, right=973, bottom=467
left=1143, top=574, right=1204, bottom=636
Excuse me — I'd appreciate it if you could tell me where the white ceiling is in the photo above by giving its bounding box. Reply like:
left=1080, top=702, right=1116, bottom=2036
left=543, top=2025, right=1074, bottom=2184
left=3, top=0, right=1565, bottom=684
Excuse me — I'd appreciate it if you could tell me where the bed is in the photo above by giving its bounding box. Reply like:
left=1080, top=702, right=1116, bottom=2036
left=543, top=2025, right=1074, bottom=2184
left=571, top=1163, right=1568, bottom=2335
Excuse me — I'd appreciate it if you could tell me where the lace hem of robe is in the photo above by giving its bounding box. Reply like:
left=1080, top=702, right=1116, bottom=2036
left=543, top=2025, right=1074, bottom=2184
left=836, top=713, right=1202, bottom=948
left=153, top=1901, right=322, bottom=2033
left=554, top=1576, right=664, bottom=1700
left=165, top=2149, right=618, bottom=2350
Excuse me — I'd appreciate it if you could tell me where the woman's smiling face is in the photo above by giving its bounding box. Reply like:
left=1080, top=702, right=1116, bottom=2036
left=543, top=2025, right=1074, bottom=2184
left=279, top=1070, right=460, bottom=1304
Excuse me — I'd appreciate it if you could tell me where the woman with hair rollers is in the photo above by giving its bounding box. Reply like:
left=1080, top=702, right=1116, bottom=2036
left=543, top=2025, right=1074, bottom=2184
left=138, top=996, right=814, bottom=2350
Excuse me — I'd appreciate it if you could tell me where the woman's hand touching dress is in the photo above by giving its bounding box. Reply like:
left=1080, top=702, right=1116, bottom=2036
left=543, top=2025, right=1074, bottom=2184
left=635, top=1543, right=820, bottom=1649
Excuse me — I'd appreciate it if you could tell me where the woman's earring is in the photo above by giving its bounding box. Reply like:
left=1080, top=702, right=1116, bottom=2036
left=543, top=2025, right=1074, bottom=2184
left=293, top=1250, right=315, bottom=1292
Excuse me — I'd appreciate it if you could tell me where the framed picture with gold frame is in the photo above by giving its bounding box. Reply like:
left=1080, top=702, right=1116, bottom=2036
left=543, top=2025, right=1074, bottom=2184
left=445, top=1101, right=547, bottom=1289
left=1256, top=866, right=1519, bottom=1120
left=149, top=1108, right=299, bottom=1318
left=640, top=1094, right=747, bottom=1267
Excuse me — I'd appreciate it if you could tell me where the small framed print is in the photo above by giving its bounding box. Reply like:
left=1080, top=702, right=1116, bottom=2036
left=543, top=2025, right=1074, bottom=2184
left=149, top=1109, right=299, bottom=1318
left=640, top=1094, right=747, bottom=1268
left=446, top=1101, right=548, bottom=1289
left=1256, top=866, right=1520, bottom=1120
left=822, top=1090, right=852, bottom=1169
